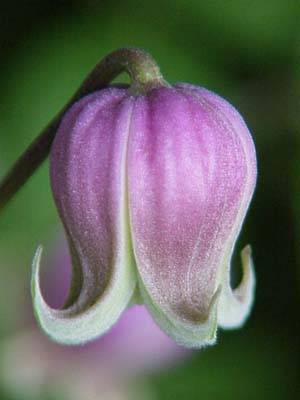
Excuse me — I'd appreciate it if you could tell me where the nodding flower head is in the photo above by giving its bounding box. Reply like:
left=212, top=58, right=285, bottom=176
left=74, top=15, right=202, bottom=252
left=32, top=58, right=257, bottom=349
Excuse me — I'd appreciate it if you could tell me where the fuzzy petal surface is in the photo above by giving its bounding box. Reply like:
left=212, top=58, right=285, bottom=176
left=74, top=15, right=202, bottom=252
left=128, top=85, right=257, bottom=347
left=32, top=89, right=137, bottom=344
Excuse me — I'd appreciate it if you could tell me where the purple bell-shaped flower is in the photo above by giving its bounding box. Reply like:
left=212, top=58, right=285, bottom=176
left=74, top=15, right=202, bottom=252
left=31, top=49, right=257, bottom=348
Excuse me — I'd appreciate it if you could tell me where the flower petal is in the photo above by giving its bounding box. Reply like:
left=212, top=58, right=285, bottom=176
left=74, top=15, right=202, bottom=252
left=32, top=89, right=137, bottom=344
left=128, top=86, right=256, bottom=347
left=182, top=85, right=257, bottom=328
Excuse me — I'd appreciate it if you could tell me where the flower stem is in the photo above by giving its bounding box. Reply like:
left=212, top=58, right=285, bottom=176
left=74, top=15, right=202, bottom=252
left=0, top=48, right=166, bottom=211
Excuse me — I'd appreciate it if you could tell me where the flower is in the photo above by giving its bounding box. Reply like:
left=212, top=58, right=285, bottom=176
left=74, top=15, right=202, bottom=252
left=32, top=81, right=257, bottom=348
left=1, top=241, right=188, bottom=400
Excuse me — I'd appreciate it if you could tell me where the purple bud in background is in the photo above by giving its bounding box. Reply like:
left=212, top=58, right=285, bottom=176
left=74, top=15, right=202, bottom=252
left=32, top=80, right=257, bottom=348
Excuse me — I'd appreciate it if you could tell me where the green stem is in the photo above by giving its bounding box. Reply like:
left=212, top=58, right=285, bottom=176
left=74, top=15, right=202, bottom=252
left=0, top=48, right=166, bottom=211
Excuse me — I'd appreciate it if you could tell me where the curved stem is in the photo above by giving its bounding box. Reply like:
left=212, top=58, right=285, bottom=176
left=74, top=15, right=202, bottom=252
left=0, top=48, right=166, bottom=211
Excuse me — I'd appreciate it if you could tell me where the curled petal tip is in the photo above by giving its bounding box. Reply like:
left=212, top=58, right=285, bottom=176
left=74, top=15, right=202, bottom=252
left=31, top=246, right=136, bottom=345
left=218, top=245, right=255, bottom=329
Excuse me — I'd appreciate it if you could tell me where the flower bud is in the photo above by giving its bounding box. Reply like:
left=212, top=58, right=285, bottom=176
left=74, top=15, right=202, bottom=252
left=32, top=81, right=256, bottom=348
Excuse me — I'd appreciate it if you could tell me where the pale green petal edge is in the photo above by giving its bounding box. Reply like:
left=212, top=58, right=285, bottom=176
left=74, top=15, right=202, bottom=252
left=31, top=245, right=136, bottom=345
left=137, top=274, right=221, bottom=349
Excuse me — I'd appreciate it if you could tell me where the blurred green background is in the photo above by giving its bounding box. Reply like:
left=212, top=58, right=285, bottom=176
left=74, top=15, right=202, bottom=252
left=0, top=0, right=299, bottom=399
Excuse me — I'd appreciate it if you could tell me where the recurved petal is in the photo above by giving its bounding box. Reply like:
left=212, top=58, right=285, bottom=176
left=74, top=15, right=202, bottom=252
left=181, top=84, right=257, bottom=328
left=217, top=245, right=255, bottom=328
left=128, top=86, right=256, bottom=347
left=32, top=89, right=137, bottom=344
